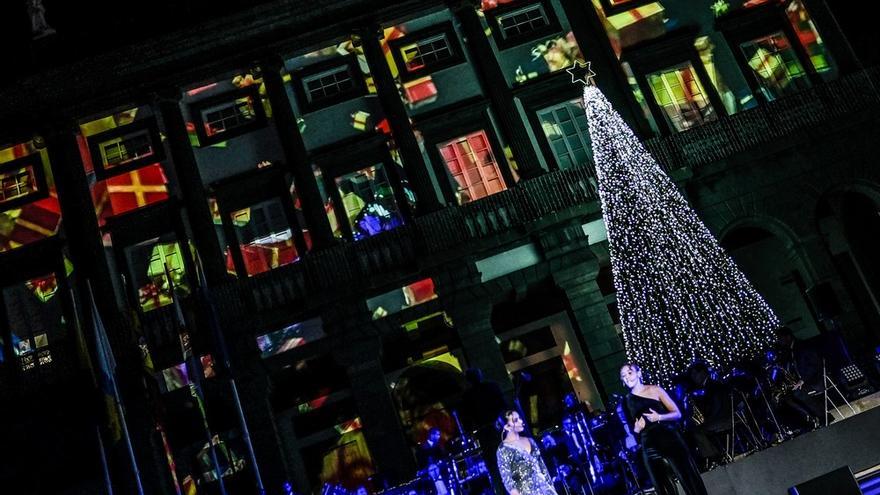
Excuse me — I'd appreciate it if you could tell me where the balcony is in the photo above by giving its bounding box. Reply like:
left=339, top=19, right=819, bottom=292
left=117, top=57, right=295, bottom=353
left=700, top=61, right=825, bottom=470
left=643, top=67, right=880, bottom=170
left=135, top=67, right=880, bottom=348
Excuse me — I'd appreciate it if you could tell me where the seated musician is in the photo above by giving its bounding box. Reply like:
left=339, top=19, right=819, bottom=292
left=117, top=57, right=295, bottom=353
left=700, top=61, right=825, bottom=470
left=764, top=349, right=821, bottom=432
left=417, top=428, right=447, bottom=468
left=683, top=361, right=728, bottom=466
left=540, top=431, right=586, bottom=494
left=426, top=463, right=450, bottom=495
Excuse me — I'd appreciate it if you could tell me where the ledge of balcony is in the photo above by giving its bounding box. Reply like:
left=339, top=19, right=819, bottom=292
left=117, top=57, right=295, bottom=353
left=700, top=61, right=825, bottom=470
left=643, top=67, right=880, bottom=174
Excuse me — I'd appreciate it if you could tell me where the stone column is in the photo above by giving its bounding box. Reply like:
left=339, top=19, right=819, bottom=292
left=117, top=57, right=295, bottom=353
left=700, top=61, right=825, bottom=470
left=44, top=127, right=174, bottom=494
left=355, top=25, right=442, bottom=215
left=154, top=92, right=227, bottom=284
left=274, top=409, right=310, bottom=494
left=232, top=372, right=292, bottom=495
left=434, top=262, right=512, bottom=398
left=557, top=0, right=654, bottom=137
left=260, top=56, right=336, bottom=249
left=43, top=126, right=117, bottom=313
left=449, top=0, right=546, bottom=180
left=800, top=0, right=861, bottom=75
left=327, top=304, right=415, bottom=480
left=541, top=222, right=625, bottom=397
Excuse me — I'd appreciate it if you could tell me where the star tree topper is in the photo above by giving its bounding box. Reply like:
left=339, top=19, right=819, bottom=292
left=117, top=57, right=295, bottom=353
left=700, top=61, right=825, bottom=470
left=566, top=60, right=596, bottom=87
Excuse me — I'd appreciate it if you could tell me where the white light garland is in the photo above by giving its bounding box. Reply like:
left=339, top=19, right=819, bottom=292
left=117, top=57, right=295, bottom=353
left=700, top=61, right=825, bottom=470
left=582, top=85, right=779, bottom=384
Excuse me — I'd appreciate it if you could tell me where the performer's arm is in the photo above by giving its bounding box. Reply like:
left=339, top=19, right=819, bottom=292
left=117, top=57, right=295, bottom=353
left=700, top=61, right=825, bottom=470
left=644, top=386, right=682, bottom=423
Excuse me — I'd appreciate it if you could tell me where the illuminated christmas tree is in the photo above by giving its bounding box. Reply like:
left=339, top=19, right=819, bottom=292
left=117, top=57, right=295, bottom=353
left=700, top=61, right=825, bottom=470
left=578, top=74, right=779, bottom=384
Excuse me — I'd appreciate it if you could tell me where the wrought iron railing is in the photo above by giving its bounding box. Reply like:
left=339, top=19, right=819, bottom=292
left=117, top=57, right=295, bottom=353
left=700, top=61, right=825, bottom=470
left=644, top=68, right=880, bottom=170
left=139, top=68, right=880, bottom=344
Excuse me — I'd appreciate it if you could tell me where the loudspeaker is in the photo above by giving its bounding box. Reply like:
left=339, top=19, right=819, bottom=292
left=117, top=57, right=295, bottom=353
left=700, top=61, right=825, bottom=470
left=806, top=282, right=842, bottom=319
left=789, top=466, right=862, bottom=495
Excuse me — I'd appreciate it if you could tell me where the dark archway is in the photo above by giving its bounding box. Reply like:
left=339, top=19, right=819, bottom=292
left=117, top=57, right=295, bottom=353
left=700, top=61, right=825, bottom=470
left=721, top=224, right=820, bottom=340
left=816, top=189, right=880, bottom=349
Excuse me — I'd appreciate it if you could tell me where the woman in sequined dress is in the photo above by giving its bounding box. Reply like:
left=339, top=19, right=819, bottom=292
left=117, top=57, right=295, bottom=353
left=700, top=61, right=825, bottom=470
left=620, top=363, right=708, bottom=495
left=496, top=410, right=558, bottom=495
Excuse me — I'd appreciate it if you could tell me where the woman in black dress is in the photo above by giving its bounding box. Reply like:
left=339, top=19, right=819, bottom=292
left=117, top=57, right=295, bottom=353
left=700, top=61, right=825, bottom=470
left=620, top=363, right=708, bottom=495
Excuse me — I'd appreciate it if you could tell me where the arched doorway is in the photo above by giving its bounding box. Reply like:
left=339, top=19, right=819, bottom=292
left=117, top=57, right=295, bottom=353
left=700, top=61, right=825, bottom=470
left=721, top=224, right=820, bottom=340
left=816, top=189, right=880, bottom=348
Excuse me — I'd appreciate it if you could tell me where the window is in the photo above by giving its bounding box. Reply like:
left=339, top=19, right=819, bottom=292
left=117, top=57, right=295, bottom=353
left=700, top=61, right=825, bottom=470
left=647, top=62, right=717, bottom=132
left=367, top=278, right=438, bottom=320
left=304, top=67, right=355, bottom=103
left=125, top=238, right=189, bottom=312
left=485, top=0, right=561, bottom=48
left=226, top=198, right=298, bottom=277
left=401, top=34, right=454, bottom=73
left=597, top=0, right=655, bottom=17
left=498, top=4, right=550, bottom=38
left=390, top=23, right=465, bottom=81
left=101, top=132, right=152, bottom=167
left=87, top=118, right=164, bottom=178
left=293, top=55, right=368, bottom=112
left=329, top=164, right=403, bottom=240
left=3, top=273, right=66, bottom=373
left=438, top=131, right=507, bottom=204
left=1, top=165, right=37, bottom=204
left=0, top=155, right=48, bottom=209
left=740, top=32, right=811, bottom=101
left=786, top=0, right=836, bottom=80
left=205, top=97, right=257, bottom=135
left=537, top=100, right=593, bottom=170
left=191, top=87, right=267, bottom=146
left=256, top=317, right=325, bottom=358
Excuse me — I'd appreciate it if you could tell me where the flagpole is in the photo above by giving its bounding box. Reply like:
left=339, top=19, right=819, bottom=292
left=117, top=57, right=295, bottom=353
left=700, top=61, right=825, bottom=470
left=193, top=251, right=266, bottom=494
left=97, top=424, right=114, bottom=495
left=86, top=280, right=146, bottom=495
left=164, top=265, right=228, bottom=495
left=70, top=286, right=115, bottom=495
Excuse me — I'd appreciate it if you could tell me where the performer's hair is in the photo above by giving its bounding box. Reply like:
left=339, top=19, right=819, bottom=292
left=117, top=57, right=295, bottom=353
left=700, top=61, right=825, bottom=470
left=620, top=362, right=641, bottom=372
left=498, top=409, right=519, bottom=440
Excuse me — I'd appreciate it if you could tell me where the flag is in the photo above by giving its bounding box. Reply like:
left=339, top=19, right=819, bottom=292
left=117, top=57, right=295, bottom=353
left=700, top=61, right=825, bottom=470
left=92, top=287, right=123, bottom=445
left=69, top=286, right=113, bottom=495
left=133, top=312, right=183, bottom=495
left=164, top=264, right=229, bottom=495
left=192, top=251, right=266, bottom=493
left=87, top=281, right=145, bottom=495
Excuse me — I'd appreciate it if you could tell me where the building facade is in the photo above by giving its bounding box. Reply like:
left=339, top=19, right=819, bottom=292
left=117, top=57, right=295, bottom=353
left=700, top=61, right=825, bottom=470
left=0, top=0, right=878, bottom=493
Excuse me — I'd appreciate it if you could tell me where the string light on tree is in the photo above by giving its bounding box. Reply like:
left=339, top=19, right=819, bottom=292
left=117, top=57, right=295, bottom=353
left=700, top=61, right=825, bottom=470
left=570, top=62, right=779, bottom=384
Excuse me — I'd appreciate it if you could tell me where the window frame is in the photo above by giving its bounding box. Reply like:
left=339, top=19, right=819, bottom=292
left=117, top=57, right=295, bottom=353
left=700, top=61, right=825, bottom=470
left=645, top=61, right=718, bottom=132
left=389, top=22, right=466, bottom=83
left=210, top=166, right=307, bottom=277
left=313, top=139, right=408, bottom=241
left=190, top=86, right=268, bottom=147
left=535, top=99, right=594, bottom=172
left=436, top=130, right=508, bottom=204
left=621, top=28, right=726, bottom=135
left=484, top=0, right=562, bottom=49
left=0, top=245, right=72, bottom=381
left=0, top=154, right=49, bottom=211
left=715, top=0, right=822, bottom=104
left=87, top=117, right=165, bottom=180
left=103, top=201, right=192, bottom=314
left=419, top=102, right=516, bottom=205
left=598, top=0, right=656, bottom=18
left=291, top=54, right=369, bottom=113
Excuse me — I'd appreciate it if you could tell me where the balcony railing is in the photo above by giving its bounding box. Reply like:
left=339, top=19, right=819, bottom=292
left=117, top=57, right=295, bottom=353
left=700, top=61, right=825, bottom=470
left=644, top=67, right=880, bottom=170
left=197, top=164, right=603, bottom=324
left=140, top=67, right=880, bottom=346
